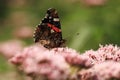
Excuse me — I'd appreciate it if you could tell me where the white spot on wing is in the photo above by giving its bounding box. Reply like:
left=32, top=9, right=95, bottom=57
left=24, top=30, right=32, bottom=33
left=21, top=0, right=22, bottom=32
left=49, top=16, right=52, bottom=19
left=53, top=18, right=59, bottom=21
left=51, top=29, right=54, bottom=33
left=45, top=14, right=48, bottom=18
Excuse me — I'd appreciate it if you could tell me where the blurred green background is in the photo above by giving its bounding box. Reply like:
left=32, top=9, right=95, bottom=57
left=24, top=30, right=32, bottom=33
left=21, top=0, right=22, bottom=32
left=0, top=0, right=120, bottom=79
left=1, top=0, right=120, bottom=51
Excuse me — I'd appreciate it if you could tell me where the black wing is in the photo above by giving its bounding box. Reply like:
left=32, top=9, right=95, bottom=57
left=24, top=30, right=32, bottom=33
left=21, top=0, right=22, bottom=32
left=33, top=8, right=65, bottom=49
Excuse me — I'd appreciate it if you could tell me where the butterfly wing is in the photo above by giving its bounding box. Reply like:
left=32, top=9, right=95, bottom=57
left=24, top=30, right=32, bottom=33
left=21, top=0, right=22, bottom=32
left=33, top=8, right=65, bottom=49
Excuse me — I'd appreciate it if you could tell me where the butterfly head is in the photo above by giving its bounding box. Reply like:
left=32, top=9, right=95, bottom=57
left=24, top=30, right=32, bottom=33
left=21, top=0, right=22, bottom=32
left=47, top=8, right=59, bottom=18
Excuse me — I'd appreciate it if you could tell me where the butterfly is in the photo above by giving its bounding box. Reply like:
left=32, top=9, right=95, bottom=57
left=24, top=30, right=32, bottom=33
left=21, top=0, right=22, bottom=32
left=33, top=8, right=66, bottom=49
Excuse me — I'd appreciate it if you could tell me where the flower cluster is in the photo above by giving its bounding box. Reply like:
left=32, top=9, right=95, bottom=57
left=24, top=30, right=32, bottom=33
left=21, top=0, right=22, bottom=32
left=81, top=0, right=107, bottom=6
left=1, top=40, right=120, bottom=80
left=82, top=44, right=120, bottom=64
left=10, top=44, right=71, bottom=80
left=0, top=40, right=24, bottom=58
left=78, top=61, right=120, bottom=80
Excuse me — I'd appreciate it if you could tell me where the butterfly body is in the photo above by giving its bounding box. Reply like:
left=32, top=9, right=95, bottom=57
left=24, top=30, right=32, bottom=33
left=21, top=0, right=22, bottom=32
left=33, top=8, right=65, bottom=49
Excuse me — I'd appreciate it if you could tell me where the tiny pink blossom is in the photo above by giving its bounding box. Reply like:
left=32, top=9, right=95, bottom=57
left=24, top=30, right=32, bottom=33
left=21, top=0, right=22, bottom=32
left=78, top=61, right=120, bottom=80
left=82, top=50, right=105, bottom=64
left=82, top=44, right=120, bottom=64
left=81, top=0, right=107, bottom=6
left=0, top=40, right=24, bottom=59
left=51, top=48, right=93, bottom=67
left=10, top=44, right=46, bottom=65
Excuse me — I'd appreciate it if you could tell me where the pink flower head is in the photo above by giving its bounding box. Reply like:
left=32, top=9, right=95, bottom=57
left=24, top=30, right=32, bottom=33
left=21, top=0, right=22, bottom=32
left=98, top=44, right=120, bottom=61
left=51, top=48, right=93, bottom=68
left=82, top=44, right=120, bottom=64
left=0, top=40, right=24, bottom=59
left=10, top=44, right=70, bottom=80
left=9, top=44, right=120, bottom=80
left=36, top=50, right=70, bottom=80
left=78, top=61, right=120, bottom=80
left=10, top=44, right=46, bottom=66
left=81, top=0, right=107, bottom=6
left=82, top=50, right=105, bottom=64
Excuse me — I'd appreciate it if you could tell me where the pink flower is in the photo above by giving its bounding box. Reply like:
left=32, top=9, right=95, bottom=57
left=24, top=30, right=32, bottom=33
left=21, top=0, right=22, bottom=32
left=78, top=61, right=120, bottom=80
left=9, top=44, right=120, bottom=80
left=82, top=44, right=120, bottom=64
left=81, top=0, right=107, bottom=6
left=51, top=48, right=93, bottom=68
left=10, top=44, right=45, bottom=65
left=10, top=44, right=70, bottom=80
left=0, top=40, right=24, bottom=59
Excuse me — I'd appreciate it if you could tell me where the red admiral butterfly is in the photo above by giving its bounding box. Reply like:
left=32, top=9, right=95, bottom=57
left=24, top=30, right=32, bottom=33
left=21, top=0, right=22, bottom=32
left=33, top=8, right=66, bottom=49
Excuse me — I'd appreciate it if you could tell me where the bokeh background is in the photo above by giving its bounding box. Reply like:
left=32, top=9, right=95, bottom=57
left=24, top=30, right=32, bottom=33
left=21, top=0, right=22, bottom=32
left=0, top=0, right=120, bottom=80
